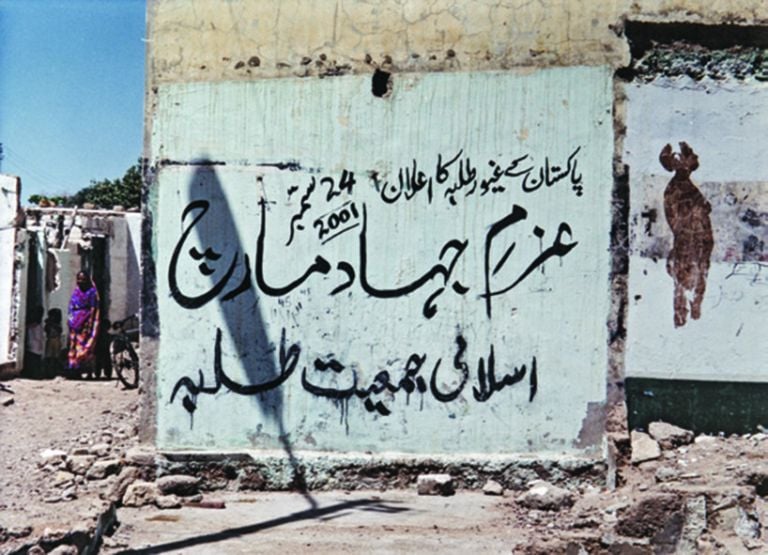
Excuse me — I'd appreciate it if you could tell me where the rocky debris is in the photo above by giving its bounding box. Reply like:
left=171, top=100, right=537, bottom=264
left=156, top=474, right=201, bottom=496
left=89, top=443, right=112, bottom=457
left=0, top=525, right=33, bottom=542
left=67, top=454, right=97, bottom=475
left=122, top=481, right=159, bottom=507
left=48, top=545, right=78, bottom=555
left=483, top=480, right=504, bottom=496
left=630, top=431, right=661, bottom=464
left=237, top=467, right=266, bottom=491
left=416, top=474, right=454, bottom=496
left=39, top=449, right=67, bottom=466
left=106, top=467, right=140, bottom=504
left=517, top=480, right=574, bottom=511
left=86, top=459, right=122, bottom=480
left=615, top=493, right=683, bottom=538
left=654, top=467, right=680, bottom=483
left=648, top=421, right=694, bottom=450
left=155, top=494, right=183, bottom=509
left=124, top=446, right=156, bottom=467
left=51, top=470, right=76, bottom=488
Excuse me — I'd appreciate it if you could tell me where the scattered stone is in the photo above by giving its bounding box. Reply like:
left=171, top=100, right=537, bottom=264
left=51, top=470, right=76, bottom=488
left=655, top=467, right=680, bottom=483
left=156, top=494, right=182, bottom=509
left=89, top=443, right=111, bottom=457
left=734, top=507, right=761, bottom=543
left=237, top=468, right=266, bottom=491
left=86, top=459, right=121, bottom=480
left=122, top=480, right=159, bottom=507
left=157, top=474, right=201, bottom=496
left=48, top=545, right=78, bottom=555
left=27, top=546, right=45, bottom=555
left=694, top=435, right=717, bottom=445
left=6, top=525, right=32, bottom=539
left=39, top=448, right=67, bottom=464
left=124, top=446, right=156, bottom=467
left=108, top=467, right=140, bottom=503
left=67, top=455, right=97, bottom=475
left=70, top=447, right=90, bottom=456
left=416, top=474, right=455, bottom=496
left=631, top=431, right=661, bottom=464
left=60, top=486, right=77, bottom=501
left=41, top=527, right=68, bottom=543
left=677, top=495, right=707, bottom=553
left=517, top=480, right=574, bottom=511
left=482, top=479, right=504, bottom=496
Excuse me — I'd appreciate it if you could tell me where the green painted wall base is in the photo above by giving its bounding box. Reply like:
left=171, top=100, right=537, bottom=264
left=626, top=377, right=768, bottom=435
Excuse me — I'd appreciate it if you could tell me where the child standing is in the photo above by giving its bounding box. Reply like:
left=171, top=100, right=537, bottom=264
left=44, top=308, right=63, bottom=377
left=24, top=306, right=45, bottom=378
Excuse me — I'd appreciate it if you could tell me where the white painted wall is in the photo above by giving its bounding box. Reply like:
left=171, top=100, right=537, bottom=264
left=625, top=79, right=768, bottom=382
left=0, top=175, right=19, bottom=365
left=151, top=68, right=613, bottom=454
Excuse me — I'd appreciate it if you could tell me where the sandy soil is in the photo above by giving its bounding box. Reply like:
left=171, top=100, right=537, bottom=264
left=0, top=376, right=139, bottom=553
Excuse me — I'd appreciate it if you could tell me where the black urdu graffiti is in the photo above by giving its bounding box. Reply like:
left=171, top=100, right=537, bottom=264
left=170, top=327, right=538, bottom=431
left=165, top=147, right=585, bottom=425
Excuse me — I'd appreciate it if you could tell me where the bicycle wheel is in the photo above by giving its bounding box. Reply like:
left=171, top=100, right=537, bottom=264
left=113, top=341, right=139, bottom=390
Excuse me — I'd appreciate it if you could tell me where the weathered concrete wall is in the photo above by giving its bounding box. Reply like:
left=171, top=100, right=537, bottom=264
left=147, top=0, right=768, bottom=84
left=625, top=80, right=768, bottom=383
left=150, top=68, right=612, bottom=454
left=144, top=0, right=768, bottom=461
left=0, top=175, right=20, bottom=368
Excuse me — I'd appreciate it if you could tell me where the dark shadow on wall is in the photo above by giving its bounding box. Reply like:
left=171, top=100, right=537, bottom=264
left=171, top=163, right=316, bottom=508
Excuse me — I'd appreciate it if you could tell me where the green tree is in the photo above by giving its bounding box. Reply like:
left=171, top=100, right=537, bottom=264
left=28, top=160, right=142, bottom=209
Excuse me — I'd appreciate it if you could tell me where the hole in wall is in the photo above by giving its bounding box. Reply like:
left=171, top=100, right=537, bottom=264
left=371, top=69, right=392, bottom=98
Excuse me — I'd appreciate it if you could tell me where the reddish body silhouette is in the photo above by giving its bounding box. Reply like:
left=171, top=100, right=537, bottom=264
left=659, top=142, right=714, bottom=327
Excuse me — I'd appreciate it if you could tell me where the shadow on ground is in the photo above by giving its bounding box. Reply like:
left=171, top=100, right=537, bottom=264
left=116, top=497, right=410, bottom=554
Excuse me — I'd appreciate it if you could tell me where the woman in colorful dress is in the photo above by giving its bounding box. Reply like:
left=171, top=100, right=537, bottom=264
left=67, top=271, right=100, bottom=377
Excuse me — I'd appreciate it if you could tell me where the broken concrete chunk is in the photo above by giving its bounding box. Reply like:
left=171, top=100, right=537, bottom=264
left=124, top=446, right=156, bottom=467
left=517, top=480, right=574, bottom=511
left=86, top=459, right=122, bottom=480
left=654, top=467, right=680, bottom=483
left=416, top=474, right=455, bottom=496
left=631, top=431, right=661, bottom=464
left=482, top=479, right=504, bottom=496
left=155, top=494, right=182, bottom=509
left=734, top=507, right=761, bottom=543
left=107, top=467, right=140, bottom=504
left=67, top=454, right=97, bottom=475
left=157, top=474, right=201, bottom=496
left=648, top=421, right=694, bottom=449
left=39, top=448, right=67, bottom=464
left=694, top=434, right=717, bottom=445
left=89, top=443, right=112, bottom=457
left=122, top=480, right=159, bottom=507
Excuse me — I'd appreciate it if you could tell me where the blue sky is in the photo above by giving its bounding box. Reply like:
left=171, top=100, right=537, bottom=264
left=0, top=0, right=145, bottom=203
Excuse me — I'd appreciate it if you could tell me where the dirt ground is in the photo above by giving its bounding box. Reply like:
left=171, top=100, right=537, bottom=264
left=1, top=376, right=766, bottom=554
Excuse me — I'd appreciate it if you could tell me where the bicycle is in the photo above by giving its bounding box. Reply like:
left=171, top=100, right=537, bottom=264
left=110, top=314, right=139, bottom=390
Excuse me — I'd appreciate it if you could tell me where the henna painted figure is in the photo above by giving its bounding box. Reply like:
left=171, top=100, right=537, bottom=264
left=659, top=142, right=714, bottom=327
